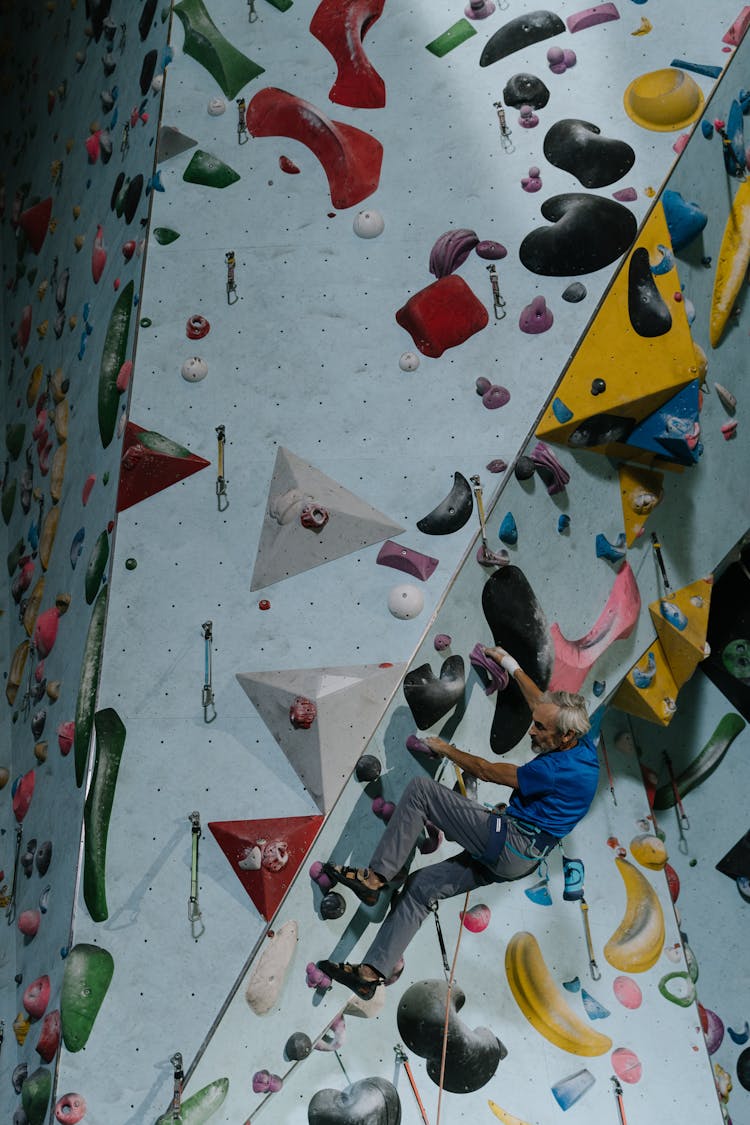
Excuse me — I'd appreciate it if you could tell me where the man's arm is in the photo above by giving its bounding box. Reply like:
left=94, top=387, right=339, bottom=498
left=483, top=645, right=545, bottom=710
left=425, top=737, right=518, bottom=788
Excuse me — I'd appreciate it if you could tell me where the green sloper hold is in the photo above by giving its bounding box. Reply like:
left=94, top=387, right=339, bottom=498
left=6, top=422, right=26, bottom=460
left=426, top=18, right=476, bottom=57
left=174, top=0, right=263, bottom=98
left=153, top=227, right=180, bottom=245
left=653, top=712, right=746, bottom=808
left=84, top=529, right=110, bottom=605
left=139, top=431, right=193, bottom=457
left=84, top=708, right=126, bottom=922
left=21, top=1067, right=52, bottom=1125
left=155, top=1078, right=229, bottom=1125
left=2, top=478, right=16, bottom=524
left=98, top=280, right=134, bottom=448
left=61, top=943, right=115, bottom=1052
left=183, top=149, right=240, bottom=189
left=74, top=585, right=109, bottom=787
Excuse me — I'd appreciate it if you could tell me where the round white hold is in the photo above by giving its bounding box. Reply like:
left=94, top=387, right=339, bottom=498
left=399, top=352, right=420, bottom=372
left=388, top=583, right=424, bottom=619
left=181, top=356, right=208, bottom=382
left=207, top=97, right=226, bottom=116
left=353, top=209, right=385, bottom=238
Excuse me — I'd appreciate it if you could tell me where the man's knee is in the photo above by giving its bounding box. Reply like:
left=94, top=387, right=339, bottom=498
left=402, top=774, right=438, bottom=805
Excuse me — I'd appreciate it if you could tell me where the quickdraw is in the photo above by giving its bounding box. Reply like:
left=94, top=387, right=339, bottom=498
left=201, top=621, right=216, bottom=723
left=428, top=901, right=451, bottom=976
left=5, top=827, right=23, bottom=925
left=170, top=1052, right=184, bottom=1120
left=215, top=426, right=228, bottom=511
left=492, top=100, right=515, bottom=153
left=236, top=98, right=248, bottom=144
left=599, top=729, right=617, bottom=806
left=650, top=530, right=672, bottom=595
left=486, top=264, right=506, bottom=320
left=470, top=474, right=507, bottom=566
left=663, top=750, right=692, bottom=858
left=188, top=812, right=205, bottom=940
left=394, top=1044, right=431, bottom=1125
left=580, top=896, right=601, bottom=981
left=225, top=250, right=238, bottom=305
left=611, top=1075, right=628, bottom=1125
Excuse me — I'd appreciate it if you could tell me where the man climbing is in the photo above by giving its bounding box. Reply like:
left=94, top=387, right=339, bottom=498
left=317, top=645, right=599, bottom=999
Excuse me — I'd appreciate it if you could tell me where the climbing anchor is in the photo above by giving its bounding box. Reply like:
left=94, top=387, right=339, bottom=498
left=215, top=426, right=228, bottom=511
left=394, top=1043, right=431, bottom=1125
left=486, top=264, right=506, bottom=320
left=201, top=621, right=216, bottom=723
left=188, top=812, right=205, bottom=940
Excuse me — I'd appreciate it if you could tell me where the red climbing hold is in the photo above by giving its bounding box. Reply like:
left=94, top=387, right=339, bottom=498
left=395, top=275, right=489, bottom=358
left=279, top=155, right=301, bottom=174
left=92, top=225, right=107, bottom=283
left=116, top=421, right=210, bottom=512
left=18, top=198, right=53, bottom=255
left=247, top=87, right=383, bottom=209
left=310, top=0, right=386, bottom=109
left=17, top=305, right=33, bottom=355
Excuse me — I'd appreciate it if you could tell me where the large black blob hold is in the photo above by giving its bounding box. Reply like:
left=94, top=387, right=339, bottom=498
left=482, top=566, right=553, bottom=754
left=397, top=979, right=506, bottom=1093
left=627, top=247, right=672, bottom=337
left=416, top=472, right=473, bottom=535
left=519, top=194, right=637, bottom=276
left=123, top=175, right=144, bottom=224
left=701, top=543, right=750, bottom=721
left=308, top=1077, right=402, bottom=1125
left=503, top=73, right=550, bottom=109
left=139, top=0, right=158, bottom=40
left=738, top=1046, right=750, bottom=1092
left=110, top=171, right=125, bottom=212
left=480, top=10, right=565, bottom=66
left=567, top=413, right=635, bottom=448
left=140, top=48, right=158, bottom=95
left=716, top=829, right=750, bottom=881
left=403, top=656, right=465, bottom=730
left=543, top=119, right=635, bottom=188
left=87, top=0, right=113, bottom=41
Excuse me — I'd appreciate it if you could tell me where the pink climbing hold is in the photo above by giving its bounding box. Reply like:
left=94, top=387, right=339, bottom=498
left=613, top=187, right=637, bottom=202
left=673, top=133, right=690, bottom=155
left=92, top=225, right=107, bottom=283
left=396, top=275, right=489, bottom=357
left=549, top=561, right=641, bottom=692
left=310, top=0, right=386, bottom=109
left=116, top=361, right=133, bottom=392
left=58, top=721, right=75, bottom=756
left=23, top=974, right=51, bottom=1018
left=18, top=197, right=53, bottom=255
left=18, top=908, right=42, bottom=937
left=461, top=903, right=491, bottom=932
left=35, top=1008, right=61, bottom=1062
left=13, top=769, right=35, bottom=822
left=721, top=420, right=738, bottom=439
left=567, top=2, right=620, bottom=32
left=122, top=240, right=136, bottom=260
left=33, top=606, right=61, bottom=659
left=247, top=87, right=383, bottom=209
left=18, top=305, right=32, bottom=355
left=519, top=295, right=553, bottom=333
left=82, top=475, right=96, bottom=505
left=519, top=106, right=539, bottom=129
left=54, top=1093, right=87, bottom=1124
left=723, top=6, right=750, bottom=45
left=279, top=155, right=301, bottom=174
left=521, top=166, right=543, bottom=191
left=289, top=696, right=317, bottom=728
left=306, top=961, right=332, bottom=989
left=85, top=131, right=101, bottom=163
left=252, top=1070, right=283, bottom=1094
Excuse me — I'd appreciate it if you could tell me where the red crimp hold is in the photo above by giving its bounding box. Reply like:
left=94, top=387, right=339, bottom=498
left=18, top=197, right=53, bottom=255
left=310, top=0, right=386, bottom=109
left=566, top=2, right=620, bottom=32
left=723, top=6, right=750, bottom=45
left=290, top=696, right=317, bottom=729
left=396, top=275, right=489, bottom=358
left=300, top=504, right=329, bottom=530
left=247, top=88, right=383, bottom=209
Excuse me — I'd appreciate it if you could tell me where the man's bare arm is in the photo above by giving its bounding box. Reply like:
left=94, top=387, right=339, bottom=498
left=425, top=737, right=518, bottom=788
left=483, top=646, right=545, bottom=710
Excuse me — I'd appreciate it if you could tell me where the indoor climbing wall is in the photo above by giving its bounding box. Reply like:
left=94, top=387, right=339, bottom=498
left=3, top=0, right=750, bottom=1123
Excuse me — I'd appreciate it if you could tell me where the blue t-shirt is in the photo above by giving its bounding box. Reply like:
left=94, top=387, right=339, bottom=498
left=505, top=733, right=599, bottom=838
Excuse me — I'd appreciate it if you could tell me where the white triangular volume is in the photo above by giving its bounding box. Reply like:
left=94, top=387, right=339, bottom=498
left=250, top=447, right=405, bottom=590
left=235, top=662, right=407, bottom=812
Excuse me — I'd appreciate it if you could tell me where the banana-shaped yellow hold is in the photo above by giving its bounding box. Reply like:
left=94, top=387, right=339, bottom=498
left=488, top=1099, right=534, bottom=1125
left=505, top=932, right=612, bottom=1056
left=604, top=856, right=665, bottom=973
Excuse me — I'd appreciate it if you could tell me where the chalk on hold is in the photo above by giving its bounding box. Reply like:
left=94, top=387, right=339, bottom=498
left=416, top=471, right=473, bottom=534
left=595, top=532, right=627, bottom=562
left=480, top=11, right=565, bottom=67
left=353, top=209, right=385, bottom=238
left=661, top=189, right=707, bottom=252
left=244, top=920, right=298, bottom=1015
left=387, top=583, right=424, bottom=619
left=723, top=6, right=750, bottom=46
left=567, top=3, right=620, bottom=33
left=403, top=656, right=466, bottom=729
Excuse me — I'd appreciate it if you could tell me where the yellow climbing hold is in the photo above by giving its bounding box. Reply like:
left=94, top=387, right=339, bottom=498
left=624, top=68, right=704, bottom=132
left=631, top=16, right=652, bottom=35
left=710, top=178, right=750, bottom=347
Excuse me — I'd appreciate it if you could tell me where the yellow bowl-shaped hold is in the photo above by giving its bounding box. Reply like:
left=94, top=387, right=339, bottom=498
left=624, top=68, right=704, bottom=132
left=630, top=832, right=668, bottom=870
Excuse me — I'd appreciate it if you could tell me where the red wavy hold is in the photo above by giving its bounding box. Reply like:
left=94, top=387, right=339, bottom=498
left=310, top=0, right=386, bottom=109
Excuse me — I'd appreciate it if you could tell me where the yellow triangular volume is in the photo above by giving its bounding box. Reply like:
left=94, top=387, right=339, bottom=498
left=619, top=463, right=664, bottom=547
left=612, top=637, right=679, bottom=726
left=649, top=576, right=712, bottom=688
left=537, top=202, right=701, bottom=451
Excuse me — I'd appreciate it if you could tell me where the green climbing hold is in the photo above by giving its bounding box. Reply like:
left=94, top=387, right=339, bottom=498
left=84, top=529, right=110, bottom=605
left=125, top=557, right=138, bottom=570
left=154, top=1077, right=229, bottom=1125
left=6, top=422, right=26, bottom=460
left=61, top=943, right=115, bottom=1051
left=658, top=971, right=696, bottom=1007
left=21, top=1067, right=52, bottom=1125
left=183, top=149, right=241, bottom=189
left=139, top=318, right=152, bottom=328
left=426, top=18, right=476, bottom=57
left=103, top=471, right=110, bottom=485
left=154, top=227, right=180, bottom=245
left=139, top=430, right=192, bottom=457
left=2, top=478, right=17, bottom=524
left=84, top=708, right=127, bottom=923
left=98, top=280, right=134, bottom=448
left=265, top=0, right=293, bottom=9
left=174, top=0, right=264, bottom=99
left=74, top=585, right=109, bottom=787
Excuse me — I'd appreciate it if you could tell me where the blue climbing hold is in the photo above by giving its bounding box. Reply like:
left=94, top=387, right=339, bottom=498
left=701, top=119, right=714, bottom=138
left=557, top=513, right=571, bottom=534
left=595, top=532, right=626, bottom=563
left=552, top=397, right=574, bottom=423
left=632, top=651, right=656, bottom=689
left=498, top=511, right=518, bottom=546
left=660, top=599, right=687, bottom=630
left=662, top=189, right=708, bottom=252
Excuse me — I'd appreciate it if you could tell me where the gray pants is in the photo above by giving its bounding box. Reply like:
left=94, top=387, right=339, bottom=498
left=364, top=776, right=541, bottom=976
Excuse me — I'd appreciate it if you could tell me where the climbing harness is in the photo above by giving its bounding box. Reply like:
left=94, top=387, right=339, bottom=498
left=492, top=100, right=515, bottom=153
left=611, top=1075, right=628, bottom=1125
left=394, top=1044, right=431, bottom=1125
left=486, top=264, right=506, bottom=320
left=599, top=730, right=617, bottom=806
left=188, top=812, right=205, bottom=939
left=650, top=531, right=672, bottom=595
left=225, top=251, right=238, bottom=304
left=215, top=426, right=228, bottom=511
left=170, top=1052, right=184, bottom=1120
left=428, top=901, right=451, bottom=976
left=201, top=621, right=216, bottom=723
left=5, top=827, right=23, bottom=925
left=236, top=98, right=249, bottom=144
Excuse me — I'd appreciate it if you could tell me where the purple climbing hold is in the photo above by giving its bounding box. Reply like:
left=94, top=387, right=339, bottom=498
left=434, top=633, right=452, bottom=650
left=519, top=296, right=553, bottom=333
left=522, top=165, right=543, bottom=191
left=406, top=733, right=437, bottom=757
left=519, top=105, right=540, bottom=129
left=486, top=458, right=508, bottom=473
left=475, top=240, right=508, bottom=260
left=482, top=384, right=511, bottom=409
left=530, top=441, right=570, bottom=494
left=469, top=643, right=510, bottom=695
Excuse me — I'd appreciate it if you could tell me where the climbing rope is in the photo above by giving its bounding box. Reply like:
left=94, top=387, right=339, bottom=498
left=435, top=889, right=471, bottom=1125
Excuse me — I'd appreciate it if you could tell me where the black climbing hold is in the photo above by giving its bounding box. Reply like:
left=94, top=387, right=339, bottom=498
left=403, top=656, right=465, bottom=730
left=35, top=840, right=52, bottom=876
left=88, top=0, right=113, bottom=41
left=139, top=0, right=158, bottom=40
left=355, top=754, right=382, bottom=782
left=567, top=413, right=635, bottom=448
left=543, top=119, right=635, bottom=188
left=31, top=709, right=46, bottom=740
left=480, top=10, right=565, bottom=66
left=482, top=566, right=554, bottom=754
left=397, top=979, right=507, bottom=1092
left=123, top=174, right=144, bottom=224
left=320, top=892, right=346, bottom=920
left=110, top=171, right=125, bottom=212
left=284, top=1031, right=312, bottom=1061
left=562, top=282, right=587, bottom=303
left=503, top=73, right=550, bottom=110
left=591, top=378, right=606, bottom=396
left=514, top=456, right=535, bottom=481
left=519, top=194, right=637, bottom=276
left=416, top=472, right=473, bottom=535
left=627, top=246, right=672, bottom=336
left=139, top=49, right=158, bottom=96
left=738, top=1046, right=750, bottom=1091
left=308, top=1078, right=401, bottom=1125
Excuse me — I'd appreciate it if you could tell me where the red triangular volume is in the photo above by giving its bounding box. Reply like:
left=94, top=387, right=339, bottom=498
left=116, top=421, right=210, bottom=512
left=18, top=198, right=53, bottom=254
left=209, top=815, right=323, bottom=921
